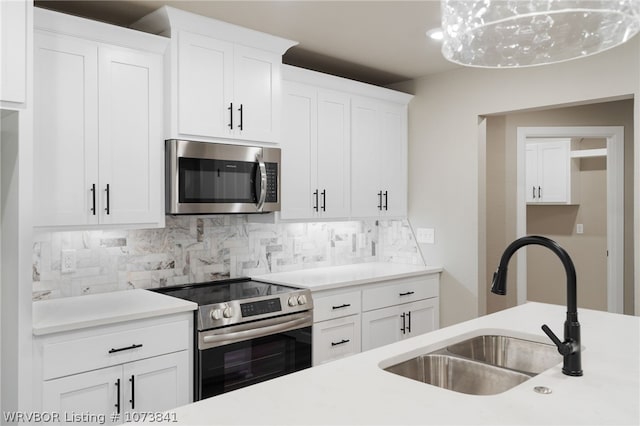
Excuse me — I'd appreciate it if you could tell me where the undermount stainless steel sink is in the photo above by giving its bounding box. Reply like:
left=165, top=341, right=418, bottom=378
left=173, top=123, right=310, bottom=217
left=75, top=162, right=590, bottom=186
left=446, top=335, right=561, bottom=375
left=384, top=354, right=531, bottom=395
left=383, top=334, right=562, bottom=395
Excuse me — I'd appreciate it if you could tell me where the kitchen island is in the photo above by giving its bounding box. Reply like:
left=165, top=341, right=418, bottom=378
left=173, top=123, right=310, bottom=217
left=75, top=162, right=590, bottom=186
left=162, top=302, right=639, bottom=425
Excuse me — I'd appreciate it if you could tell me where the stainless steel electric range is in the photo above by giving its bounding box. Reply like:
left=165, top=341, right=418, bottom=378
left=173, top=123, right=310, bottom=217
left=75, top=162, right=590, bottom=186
left=153, top=278, right=313, bottom=400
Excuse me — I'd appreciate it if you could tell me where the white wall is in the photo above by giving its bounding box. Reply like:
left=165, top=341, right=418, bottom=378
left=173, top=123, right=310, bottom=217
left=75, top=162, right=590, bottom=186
left=393, top=37, right=640, bottom=326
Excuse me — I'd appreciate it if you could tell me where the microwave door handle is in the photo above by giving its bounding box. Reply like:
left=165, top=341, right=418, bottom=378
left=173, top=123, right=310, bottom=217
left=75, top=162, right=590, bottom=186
left=256, top=154, right=267, bottom=211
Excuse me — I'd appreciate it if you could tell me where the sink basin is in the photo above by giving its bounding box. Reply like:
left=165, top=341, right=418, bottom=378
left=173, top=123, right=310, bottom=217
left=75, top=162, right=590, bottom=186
left=384, top=354, right=531, bottom=395
left=446, top=335, right=561, bottom=375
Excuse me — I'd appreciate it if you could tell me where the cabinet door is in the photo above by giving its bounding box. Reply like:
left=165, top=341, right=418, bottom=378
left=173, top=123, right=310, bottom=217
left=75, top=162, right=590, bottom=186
left=538, top=141, right=569, bottom=203
left=280, top=81, right=316, bottom=219
left=98, top=46, right=163, bottom=226
left=525, top=144, right=539, bottom=203
left=361, top=304, right=404, bottom=351
left=0, top=0, right=27, bottom=104
left=233, top=45, right=281, bottom=143
left=379, top=104, right=406, bottom=217
left=404, top=298, right=439, bottom=338
left=33, top=31, right=99, bottom=227
left=351, top=98, right=384, bottom=217
left=177, top=30, right=234, bottom=139
left=317, top=90, right=350, bottom=218
left=313, top=315, right=361, bottom=366
left=42, top=365, right=121, bottom=425
left=123, top=351, right=190, bottom=414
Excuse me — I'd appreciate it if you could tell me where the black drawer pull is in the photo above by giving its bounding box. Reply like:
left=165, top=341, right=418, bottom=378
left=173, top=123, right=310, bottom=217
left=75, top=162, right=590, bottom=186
left=108, top=344, right=143, bottom=354
left=332, top=303, right=351, bottom=310
left=399, top=291, right=415, bottom=297
left=331, top=339, right=350, bottom=347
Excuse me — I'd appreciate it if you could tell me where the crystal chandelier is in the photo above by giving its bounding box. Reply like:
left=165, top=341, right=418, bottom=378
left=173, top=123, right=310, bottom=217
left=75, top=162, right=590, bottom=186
left=440, top=0, right=640, bottom=68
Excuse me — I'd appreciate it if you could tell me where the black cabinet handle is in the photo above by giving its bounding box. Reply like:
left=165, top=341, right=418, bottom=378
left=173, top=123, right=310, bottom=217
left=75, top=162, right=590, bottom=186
left=407, top=311, right=412, bottom=333
left=321, top=189, right=326, bottom=212
left=532, top=186, right=536, bottom=199
left=332, top=303, right=351, bottom=310
left=331, top=339, right=350, bottom=347
left=108, top=343, right=143, bottom=354
left=377, top=191, right=383, bottom=210
left=400, top=312, right=406, bottom=334
left=313, top=190, right=319, bottom=212
left=238, top=104, right=243, bottom=130
left=129, top=375, right=135, bottom=410
left=115, top=378, right=121, bottom=414
left=538, top=186, right=541, bottom=199
left=228, top=103, right=233, bottom=129
left=383, top=191, right=388, bottom=211
left=104, top=184, right=110, bottom=215
left=90, top=184, right=96, bottom=215
left=399, top=291, right=415, bottom=297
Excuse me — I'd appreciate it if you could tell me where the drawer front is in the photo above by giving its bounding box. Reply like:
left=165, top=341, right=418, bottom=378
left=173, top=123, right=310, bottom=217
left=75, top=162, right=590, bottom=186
left=362, top=275, right=439, bottom=312
left=313, top=291, right=361, bottom=322
left=43, top=319, right=190, bottom=380
left=312, top=315, right=361, bottom=366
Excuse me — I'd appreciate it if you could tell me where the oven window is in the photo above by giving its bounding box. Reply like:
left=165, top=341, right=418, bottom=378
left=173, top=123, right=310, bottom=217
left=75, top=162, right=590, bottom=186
left=197, top=327, right=311, bottom=400
left=179, top=157, right=257, bottom=203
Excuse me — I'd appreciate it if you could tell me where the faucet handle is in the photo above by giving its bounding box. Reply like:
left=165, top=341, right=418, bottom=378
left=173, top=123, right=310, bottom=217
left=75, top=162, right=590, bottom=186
left=541, top=324, right=571, bottom=356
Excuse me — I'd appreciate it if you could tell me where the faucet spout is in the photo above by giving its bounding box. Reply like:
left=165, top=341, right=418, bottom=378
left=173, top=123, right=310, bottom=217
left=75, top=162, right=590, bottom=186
left=490, top=235, right=582, bottom=376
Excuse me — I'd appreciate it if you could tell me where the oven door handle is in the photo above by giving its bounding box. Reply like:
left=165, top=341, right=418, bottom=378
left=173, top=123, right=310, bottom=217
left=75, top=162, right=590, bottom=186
left=200, top=313, right=312, bottom=349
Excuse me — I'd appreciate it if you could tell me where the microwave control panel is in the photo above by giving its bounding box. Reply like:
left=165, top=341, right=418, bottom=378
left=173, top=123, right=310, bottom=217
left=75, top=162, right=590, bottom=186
left=266, top=163, right=278, bottom=202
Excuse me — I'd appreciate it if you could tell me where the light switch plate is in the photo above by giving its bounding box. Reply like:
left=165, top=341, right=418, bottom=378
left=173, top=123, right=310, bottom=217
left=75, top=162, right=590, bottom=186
left=576, top=224, right=584, bottom=234
left=416, top=228, right=435, bottom=244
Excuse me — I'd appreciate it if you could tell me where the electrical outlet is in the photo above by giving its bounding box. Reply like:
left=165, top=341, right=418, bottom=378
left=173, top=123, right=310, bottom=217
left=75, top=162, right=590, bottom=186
left=416, top=228, right=435, bottom=244
left=61, top=249, right=76, bottom=273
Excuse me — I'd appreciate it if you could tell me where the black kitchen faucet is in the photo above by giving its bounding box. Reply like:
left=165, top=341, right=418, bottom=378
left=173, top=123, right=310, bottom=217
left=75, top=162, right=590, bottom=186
left=490, top=235, right=583, bottom=376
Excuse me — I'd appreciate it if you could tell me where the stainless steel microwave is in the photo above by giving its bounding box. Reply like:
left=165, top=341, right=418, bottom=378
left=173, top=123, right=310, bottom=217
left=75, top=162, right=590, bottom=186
left=166, top=139, right=280, bottom=214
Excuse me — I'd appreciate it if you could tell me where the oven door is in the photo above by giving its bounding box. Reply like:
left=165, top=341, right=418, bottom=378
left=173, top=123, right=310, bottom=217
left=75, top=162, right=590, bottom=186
left=196, top=312, right=312, bottom=400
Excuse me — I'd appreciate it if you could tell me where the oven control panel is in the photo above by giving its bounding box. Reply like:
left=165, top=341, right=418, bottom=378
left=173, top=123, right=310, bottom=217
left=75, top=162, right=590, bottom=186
left=240, top=298, right=282, bottom=317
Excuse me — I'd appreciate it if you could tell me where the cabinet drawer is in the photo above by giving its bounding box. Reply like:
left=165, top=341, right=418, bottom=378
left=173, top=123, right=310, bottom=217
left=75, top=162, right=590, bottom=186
left=43, top=319, right=189, bottom=380
left=362, top=275, right=438, bottom=312
left=312, top=315, right=361, bottom=366
left=313, top=291, right=361, bottom=322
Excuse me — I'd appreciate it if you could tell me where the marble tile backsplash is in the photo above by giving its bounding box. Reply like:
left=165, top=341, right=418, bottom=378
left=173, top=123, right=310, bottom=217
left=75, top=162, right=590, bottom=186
left=32, top=216, right=423, bottom=300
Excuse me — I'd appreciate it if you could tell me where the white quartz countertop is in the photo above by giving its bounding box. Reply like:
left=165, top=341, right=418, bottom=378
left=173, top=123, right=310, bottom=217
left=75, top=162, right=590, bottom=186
left=164, top=302, right=639, bottom=425
left=32, top=289, right=197, bottom=335
left=252, top=262, right=442, bottom=291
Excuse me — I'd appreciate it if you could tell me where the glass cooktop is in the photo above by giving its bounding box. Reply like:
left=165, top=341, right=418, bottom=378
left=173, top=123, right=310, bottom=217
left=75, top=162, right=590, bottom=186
left=152, top=278, right=299, bottom=306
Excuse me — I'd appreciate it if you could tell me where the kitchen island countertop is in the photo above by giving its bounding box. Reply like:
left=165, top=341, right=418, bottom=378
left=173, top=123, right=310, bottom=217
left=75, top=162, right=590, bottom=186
left=162, top=302, right=639, bottom=425
left=252, top=262, right=442, bottom=291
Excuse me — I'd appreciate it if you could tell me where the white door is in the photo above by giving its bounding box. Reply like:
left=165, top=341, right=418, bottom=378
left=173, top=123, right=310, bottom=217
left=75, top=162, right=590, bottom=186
left=361, top=304, right=404, bottom=351
left=317, top=90, right=350, bottom=218
left=42, top=366, right=121, bottom=425
left=122, top=351, right=190, bottom=414
left=538, top=141, right=569, bottom=203
left=233, top=45, right=280, bottom=143
left=177, top=30, right=234, bottom=139
left=98, top=45, right=163, bottom=226
left=0, top=0, right=27, bottom=103
left=404, top=298, right=439, bottom=337
left=351, top=98, right=383, bottom=217
left=525, top=144, right=539, bottom=203
left=379, top=103, right=406, bottom=217
left=33, top=31, right=99, bottom=227
left=280, top=82, right=316, bottom=220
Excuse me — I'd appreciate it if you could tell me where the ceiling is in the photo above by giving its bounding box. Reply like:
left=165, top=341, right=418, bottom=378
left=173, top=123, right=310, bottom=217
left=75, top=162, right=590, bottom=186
left=34, top=0, right=461, bottom=86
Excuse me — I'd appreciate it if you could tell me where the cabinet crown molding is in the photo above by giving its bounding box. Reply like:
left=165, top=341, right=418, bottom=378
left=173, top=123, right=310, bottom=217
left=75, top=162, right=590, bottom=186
left=34, top=7, right=168, bottom=53
left=132, top=6, right=298, bottom=55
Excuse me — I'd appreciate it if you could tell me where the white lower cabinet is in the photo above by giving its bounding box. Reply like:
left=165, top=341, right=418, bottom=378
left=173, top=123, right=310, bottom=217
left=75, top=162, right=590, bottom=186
left=34, top=313, right=192, bottom=425
left=310, top=273, right=440, bottom=365
left=43, top=352, right=188, bottom=424
left=361, top=298, right=439, bottom=351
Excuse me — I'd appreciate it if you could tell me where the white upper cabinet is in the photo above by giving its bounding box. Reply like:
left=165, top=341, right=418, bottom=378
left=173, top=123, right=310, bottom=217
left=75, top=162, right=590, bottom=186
left=132, top=6, right=296, bottom=145
left=525, top=138, right=579, bottom=205
left=351, top=97, right=408, bottom=218
left=281, top=80, right=350, bottom=220
left=0, top=0, right=28, bottom=106
left=33, top=8, right=167, bottom=228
